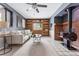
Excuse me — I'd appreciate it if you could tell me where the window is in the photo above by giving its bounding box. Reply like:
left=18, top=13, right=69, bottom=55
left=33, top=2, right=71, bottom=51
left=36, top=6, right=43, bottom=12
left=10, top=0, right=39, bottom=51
left=33, top=22, right=43, bottom=30
left=5, top=9, right=13, bottom=27
left=0, top=5, right=5, bottom=21
left=6, top=10, right=11, bottom=27
left=0, top=5, right=13, bottom=27
left=22, top=19, right=25, bottom=28
left=0, top=13, right=1, bottom=21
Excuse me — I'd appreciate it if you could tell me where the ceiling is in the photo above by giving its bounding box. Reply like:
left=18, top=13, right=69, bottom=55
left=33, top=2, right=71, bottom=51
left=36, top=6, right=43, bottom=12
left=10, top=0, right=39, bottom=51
left=0, top=5, right=4, bottom=8
left=57, top=3, right=79, bottom=16
left=7, top=3, right=64, bottom=19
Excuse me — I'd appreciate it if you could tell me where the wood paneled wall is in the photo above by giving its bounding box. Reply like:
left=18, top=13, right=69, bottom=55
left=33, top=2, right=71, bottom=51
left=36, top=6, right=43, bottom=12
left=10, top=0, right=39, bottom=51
left=54, top=16, right=63, bottom=40
left=55, top=24, right=63, bottom=40
left=54, top=15, right=68, bottom=41
left=25, top=19, right=50, bottom=36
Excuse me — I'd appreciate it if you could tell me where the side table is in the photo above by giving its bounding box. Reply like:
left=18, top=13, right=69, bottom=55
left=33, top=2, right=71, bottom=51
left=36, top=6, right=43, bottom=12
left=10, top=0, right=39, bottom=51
left=0, top=35, right=12, bottom=55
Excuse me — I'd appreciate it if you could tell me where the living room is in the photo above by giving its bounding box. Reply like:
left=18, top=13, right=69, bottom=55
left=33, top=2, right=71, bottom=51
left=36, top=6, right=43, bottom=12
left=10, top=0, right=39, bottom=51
left=1, top=3, right=79, bottom=56
left=0, top=3, right=54, bottom=55
left=0, top=3, right=68, bottom=56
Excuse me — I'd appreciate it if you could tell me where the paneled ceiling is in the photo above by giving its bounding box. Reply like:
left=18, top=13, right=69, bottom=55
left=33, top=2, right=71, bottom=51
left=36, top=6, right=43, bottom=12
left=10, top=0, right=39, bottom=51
left=7, top=3, right=65, bottom=18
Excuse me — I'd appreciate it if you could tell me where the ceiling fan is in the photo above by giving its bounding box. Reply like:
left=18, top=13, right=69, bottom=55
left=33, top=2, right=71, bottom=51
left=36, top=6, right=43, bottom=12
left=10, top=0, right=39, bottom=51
left=26, top=3, right=47, bottom=13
